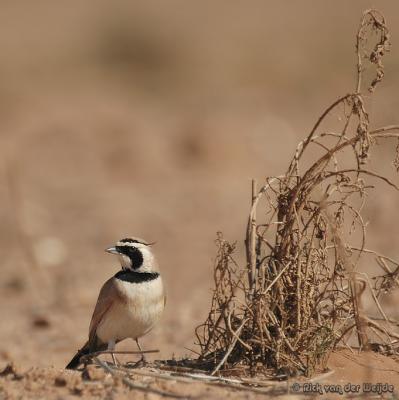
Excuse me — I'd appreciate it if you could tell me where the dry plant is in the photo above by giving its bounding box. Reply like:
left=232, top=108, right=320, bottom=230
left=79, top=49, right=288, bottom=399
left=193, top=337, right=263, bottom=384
left=195, top=9, right=399, bottom=377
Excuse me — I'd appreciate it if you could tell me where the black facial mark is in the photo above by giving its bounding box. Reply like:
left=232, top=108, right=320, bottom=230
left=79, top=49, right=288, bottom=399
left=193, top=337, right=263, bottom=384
left=116, top=245, right=143, bottom=269
left=114, top=270, right=159, bottom=283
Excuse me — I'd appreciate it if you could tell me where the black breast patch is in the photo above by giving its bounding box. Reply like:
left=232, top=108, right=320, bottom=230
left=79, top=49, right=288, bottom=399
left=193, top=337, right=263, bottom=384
left=114, top=270, right=160, bottom=283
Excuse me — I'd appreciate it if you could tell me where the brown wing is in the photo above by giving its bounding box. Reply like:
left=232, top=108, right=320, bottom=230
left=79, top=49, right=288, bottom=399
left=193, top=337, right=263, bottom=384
left=88, top=277, right=119, bottom=347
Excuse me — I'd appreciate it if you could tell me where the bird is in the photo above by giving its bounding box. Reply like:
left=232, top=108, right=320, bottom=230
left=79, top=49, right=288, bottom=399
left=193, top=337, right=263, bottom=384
left=66, top=237, right=165, bottom=369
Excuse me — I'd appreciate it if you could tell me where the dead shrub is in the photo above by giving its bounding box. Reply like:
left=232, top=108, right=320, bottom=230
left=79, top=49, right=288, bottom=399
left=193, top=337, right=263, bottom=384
left=195, top=9, right=399, bottom=377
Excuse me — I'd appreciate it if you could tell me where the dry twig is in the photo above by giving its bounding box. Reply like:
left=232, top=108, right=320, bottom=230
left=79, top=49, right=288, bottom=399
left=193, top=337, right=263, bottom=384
left=94, top=357, right=186, bottom=399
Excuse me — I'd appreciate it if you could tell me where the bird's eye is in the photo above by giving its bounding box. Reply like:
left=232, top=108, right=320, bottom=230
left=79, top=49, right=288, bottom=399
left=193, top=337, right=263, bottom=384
left=116, top=245, right=135, bottom=254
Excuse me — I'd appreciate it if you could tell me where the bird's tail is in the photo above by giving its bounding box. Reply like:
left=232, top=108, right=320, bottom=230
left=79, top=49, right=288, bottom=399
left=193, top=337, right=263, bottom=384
left=66, top=342, right=91, bottom=370
left=66, top=336, right=110, bottom=370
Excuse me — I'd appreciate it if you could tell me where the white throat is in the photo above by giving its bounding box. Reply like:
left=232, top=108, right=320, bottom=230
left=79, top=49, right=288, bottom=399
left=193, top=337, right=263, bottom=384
left=118, top=253, right=133, bottom=270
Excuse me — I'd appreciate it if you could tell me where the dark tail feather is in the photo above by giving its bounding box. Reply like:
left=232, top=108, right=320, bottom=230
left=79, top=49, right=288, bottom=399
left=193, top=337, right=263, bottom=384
left=66, top=339, right=108, bottom=370
left=66, top=343, right=91, bottom=370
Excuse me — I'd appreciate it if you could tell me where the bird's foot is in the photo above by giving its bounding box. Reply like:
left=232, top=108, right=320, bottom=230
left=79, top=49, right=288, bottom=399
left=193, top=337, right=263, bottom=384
left=127, top=355, right=147, bottom=369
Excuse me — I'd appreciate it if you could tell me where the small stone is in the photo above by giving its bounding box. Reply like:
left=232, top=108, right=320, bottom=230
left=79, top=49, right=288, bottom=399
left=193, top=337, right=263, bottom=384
left=54, top=375, right=67, bottom=387
left=67, top=373, right=82, bottom=390
left=0, top=363, right=15, bottom=377
left=81, top=365, right=105, bottom=381
left=32, top=316, right=51, bottom=329
left=71, top=382, right=84, bottom=395
left=103, top=374, right=114, bottom=387
left=25, top=381, right=40, bottom=391
left=0, top=363, right=23, bottom=380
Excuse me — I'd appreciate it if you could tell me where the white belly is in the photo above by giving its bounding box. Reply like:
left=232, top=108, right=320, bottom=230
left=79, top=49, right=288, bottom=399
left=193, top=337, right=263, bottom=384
left=96, top=277, right=164, bottom=343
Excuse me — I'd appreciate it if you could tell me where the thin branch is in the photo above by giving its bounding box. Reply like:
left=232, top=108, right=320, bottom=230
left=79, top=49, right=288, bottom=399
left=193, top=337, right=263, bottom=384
left=94, top=358, right=186, bottom=399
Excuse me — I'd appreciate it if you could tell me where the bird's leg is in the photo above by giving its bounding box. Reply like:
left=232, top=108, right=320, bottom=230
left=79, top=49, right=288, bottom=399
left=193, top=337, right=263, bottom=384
left=107, top=339, right=118, bottom=366
left=134, top=338, right=147, bottom=366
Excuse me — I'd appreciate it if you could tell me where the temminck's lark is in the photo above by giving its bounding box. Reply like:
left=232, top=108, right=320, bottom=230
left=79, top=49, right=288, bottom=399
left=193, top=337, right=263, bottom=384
left=66, top=237, right=165, bottom=369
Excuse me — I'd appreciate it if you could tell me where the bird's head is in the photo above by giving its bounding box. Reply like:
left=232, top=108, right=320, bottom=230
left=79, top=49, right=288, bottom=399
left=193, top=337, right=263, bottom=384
left=105, top=237, right=157, bottom=272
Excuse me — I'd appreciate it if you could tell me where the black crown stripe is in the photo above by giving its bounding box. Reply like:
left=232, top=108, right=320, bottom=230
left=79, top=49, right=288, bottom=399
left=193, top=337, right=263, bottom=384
left=120, top=238, right=140, bottom=244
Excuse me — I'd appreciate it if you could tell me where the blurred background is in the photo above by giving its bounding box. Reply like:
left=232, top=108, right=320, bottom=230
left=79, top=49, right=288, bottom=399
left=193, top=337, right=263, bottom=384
left=0, top=0, right=398, bottom=368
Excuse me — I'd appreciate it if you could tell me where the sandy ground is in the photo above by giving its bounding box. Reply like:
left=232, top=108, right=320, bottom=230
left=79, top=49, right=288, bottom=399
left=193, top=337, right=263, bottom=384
left=1, top=350, right=399, bottom=399
left=1, top=1, right=399, bottom=398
